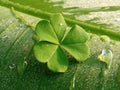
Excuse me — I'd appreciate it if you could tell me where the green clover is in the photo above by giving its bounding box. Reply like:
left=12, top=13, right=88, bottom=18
left=33, top=13, right=90, bottom=72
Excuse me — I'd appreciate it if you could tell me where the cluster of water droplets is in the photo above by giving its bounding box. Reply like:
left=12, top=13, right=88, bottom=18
left=8, top=59, right=27, bottom=73
left=24, top=56, right=28, bottom=65
left=0, top=18, right=15, bottom=29
left=15, top=23, right=25, bottom=30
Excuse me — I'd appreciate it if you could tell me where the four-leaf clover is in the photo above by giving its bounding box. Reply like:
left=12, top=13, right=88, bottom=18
left=33, top=13, right=90, bottom=72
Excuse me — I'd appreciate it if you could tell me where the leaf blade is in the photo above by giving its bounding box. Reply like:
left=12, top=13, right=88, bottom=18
left=61, top=43, right=90, bottom=61
left=50, top=13, right=67, bottom=42
left=33, top=41, right=58, bottom=63
left=47, top=47, right=68, bottom=72
left=35, top=20, right=58, bottom=44
left=62, top=25, right=89, bottom=44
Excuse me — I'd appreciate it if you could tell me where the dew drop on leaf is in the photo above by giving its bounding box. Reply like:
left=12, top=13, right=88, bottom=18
left=2, top=35, right=8, bottom=39
left=59, top=23, right=63, bottom=26
left=23, top=57, right=28, bottom=66
left=7, top=19, right=14, bottom=24
left=70, top=76, right=76, bottom=90
left=72, top=76, right=76, bottom=88
left=9, top=64, right=16, bottom=70
left=98, top=49, right=113, bottom=68
left=24, top=61, right=28, bottom=66
left=17, top=60, right=28, bottom=75
left=115, top=18, right=120, bottom=22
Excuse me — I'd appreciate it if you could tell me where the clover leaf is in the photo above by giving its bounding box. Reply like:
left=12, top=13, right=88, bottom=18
left=33, top=13, right=90, bottom=72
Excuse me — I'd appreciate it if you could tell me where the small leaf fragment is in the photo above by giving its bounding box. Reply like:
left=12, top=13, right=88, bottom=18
left=35, top=20, right=58, bottom=44
left=50, top=13, right=67, bottom=41
left=61, top=43, right=90, bottom=61
left=33, top=41, right=58, bottom=63
left=62, top=25, right=89, bottom=44
left=47, top=47, right=68, bottom=72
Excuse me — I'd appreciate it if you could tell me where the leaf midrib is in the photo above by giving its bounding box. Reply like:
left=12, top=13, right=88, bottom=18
left=0, top=0, right=120, bottom=41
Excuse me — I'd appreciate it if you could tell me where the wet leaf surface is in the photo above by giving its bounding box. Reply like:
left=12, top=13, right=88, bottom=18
left=0, top=0, right=120, bottom=90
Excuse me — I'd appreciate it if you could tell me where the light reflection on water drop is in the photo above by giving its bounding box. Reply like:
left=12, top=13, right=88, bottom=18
left=7, top=19, right=14, bottom=24
left=72, top=76, right=76, bottom=88
left=115, top=18, right=120, bottom=22
left=70, top=75, right=76, bottom=90
left=23, top=57, right=28, bottom=66
left=9, top=64, right=16, bottom=70
left=1, top=35, right=8, bottom=39
left=24, top=61, right=27, bottom=66
left=98, top=49, right=113, bottom=68
left=59, top=23, right=63, bottom=26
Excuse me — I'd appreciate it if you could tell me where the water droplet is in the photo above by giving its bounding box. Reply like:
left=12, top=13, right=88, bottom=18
left=9, top=64, right=16, bottom=69
left=115, top=18, right=120, bottom=22
left=19, top=24, right=23, bottom=27
left=16, top=27, right=19, bottom=30
left=70, top=75, right=76, bottom=90
left=104, top=70, right=109, bottom=75
left=24, top=57, right=26, bottom=60
left=2, top=35, right=8, bottom=39
left=72, top=76, right=76, bottom=88
left=66, top=27, right=70, bottom=30
left=98, top=49, right=113, bottom=68
left=18, top=23, right=24, bottom=29
left=24, top=61, right=27, bottom=65
left=7, top=19, right=13, bottom=24
left=9, top=21, right=13, bottom=24
left=59, top=23, right=63, bottom=26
